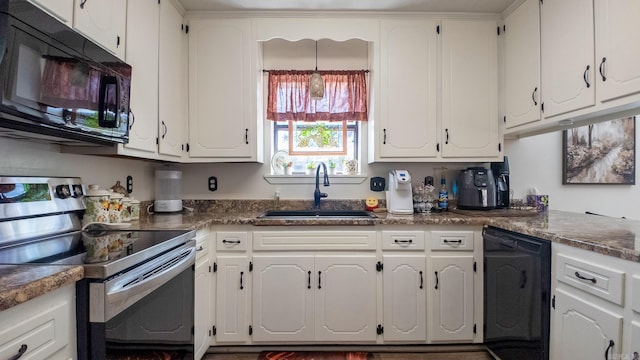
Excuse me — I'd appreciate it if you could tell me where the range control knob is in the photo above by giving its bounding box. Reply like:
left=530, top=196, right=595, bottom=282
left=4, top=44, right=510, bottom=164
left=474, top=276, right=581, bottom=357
left=72, top=184, right=84, bottom=198
left=55, top=184, right=71, bottom=199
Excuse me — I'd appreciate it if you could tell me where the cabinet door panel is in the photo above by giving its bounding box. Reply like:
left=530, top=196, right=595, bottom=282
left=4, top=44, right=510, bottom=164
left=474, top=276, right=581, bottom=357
left=504, top=0, right=541, bottom=129
left=441, top=20, right=499, bottom=158
left=379, top=20, right=438, bottom=159
left=125, top=0, right=160, bottom=154
left=541, top=0, right=594, bottom=117
left=595, top=0, right=640, bottom=102
left=383, top=255, right=426, bottom=341
left=215, top=256, right=249, bottom=343
left=158, top=0, right=185, bottom=158
left=252, top=256, right=315, bottom=342
left=551, top=289, right=622, bottom=360
left=315, top=255, right=377, bottom=342
left=73, top=0, right=126, bottom=59
left=430, top=255, right=474, bottom=342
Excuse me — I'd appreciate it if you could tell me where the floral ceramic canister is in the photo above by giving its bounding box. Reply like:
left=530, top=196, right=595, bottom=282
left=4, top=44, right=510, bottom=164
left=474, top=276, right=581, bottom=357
left=83, top=185, right=110, bottom=226
left=108, top=190, right=124, bottom=223
left=129, top=197, right=141, bottom=220
left=121, top=196, right=132, bottom=222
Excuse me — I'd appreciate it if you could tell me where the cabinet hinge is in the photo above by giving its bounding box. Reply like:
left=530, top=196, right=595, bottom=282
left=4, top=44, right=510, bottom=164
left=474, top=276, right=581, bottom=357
left=552, top=295, right=555, bottom=309
left=181, top=144, right=184, bottom=151
left=249, top=261, right=253, bottom=272
left=473, top=324, right=477, bottom=334
left=191, top=326, right=195, bottom=335
left=540, top=0, right=543, bottom=4
left=213, top=262, right=217, bottom=272
left=436, top=143, right=440, bottom=152
left=497, top=26, right=500, bottom=36
left=498, top=143, right=502, bottom=152
left=541, top=102, right=544, bottom=113
left=436, top=25, right=440, bottom=34
left=185, top=24, right=190, bottom=34
left=376, top=261, right=383, bottom=272
left=503, top=115, right=507, bottom=124
left=116, top=35, right=120, bottom=47
left=158, top=0, right=160, bottom=4
left=503, top=24, right=506, bottom=33
left=473, top=261, right=477, bottom=273
left=376, top=324, right=384, bottom=335
left=249, top=325, right=253, bottom=335
left=156, top=137, right=159, bottom=145
left=208, top=265, right=212, bottom=273
left=185, top=143, right=189, bottom=152
left=212, top=325, right=216, bottom=336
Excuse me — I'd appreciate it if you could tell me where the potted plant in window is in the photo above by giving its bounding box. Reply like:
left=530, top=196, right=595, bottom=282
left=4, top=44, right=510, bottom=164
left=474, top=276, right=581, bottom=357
left=305, top=162, right=315, bottom=175
left=327, top=160, right=337, bottom=175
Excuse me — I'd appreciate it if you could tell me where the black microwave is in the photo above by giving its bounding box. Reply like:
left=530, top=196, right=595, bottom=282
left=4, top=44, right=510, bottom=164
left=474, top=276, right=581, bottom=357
left=0, top=0, right=131, bottom=146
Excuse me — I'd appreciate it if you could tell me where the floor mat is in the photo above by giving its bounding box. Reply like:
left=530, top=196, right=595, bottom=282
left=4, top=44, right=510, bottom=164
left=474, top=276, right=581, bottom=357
left=257, top=351, right=373, bottom=360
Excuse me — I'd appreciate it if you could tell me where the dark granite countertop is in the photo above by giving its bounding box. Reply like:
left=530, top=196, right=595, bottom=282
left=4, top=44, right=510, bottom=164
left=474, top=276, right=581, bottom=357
left=3, top=204, right=639, bottom=313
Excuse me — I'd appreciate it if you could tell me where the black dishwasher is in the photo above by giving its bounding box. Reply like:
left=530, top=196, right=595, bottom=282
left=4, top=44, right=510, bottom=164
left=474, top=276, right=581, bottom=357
left=483, top=226, right=551, bottom=360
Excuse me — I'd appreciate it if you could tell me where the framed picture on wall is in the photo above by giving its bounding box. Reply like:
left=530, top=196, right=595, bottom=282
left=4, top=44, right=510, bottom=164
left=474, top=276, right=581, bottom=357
left=562, top=116, right=636, bottom=185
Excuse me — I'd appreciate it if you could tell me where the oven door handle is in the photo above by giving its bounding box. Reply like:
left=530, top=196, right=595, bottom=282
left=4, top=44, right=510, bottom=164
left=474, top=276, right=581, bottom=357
left=91, top=243, right=195, bottom=322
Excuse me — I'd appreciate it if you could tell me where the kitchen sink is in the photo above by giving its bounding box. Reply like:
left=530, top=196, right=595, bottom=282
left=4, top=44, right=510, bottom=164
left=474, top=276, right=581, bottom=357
left=257, top=210, right=376, bottom=218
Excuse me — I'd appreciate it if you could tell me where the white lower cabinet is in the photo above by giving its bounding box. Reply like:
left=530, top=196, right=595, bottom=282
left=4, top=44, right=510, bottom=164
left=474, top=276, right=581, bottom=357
left=252, top=254, right=378, bottom=342
left=382, top=255, right=427, bottom=342
left=0, top=284, right=76, bottom=360
left=429, top=255, right=475, bottom=342
left=551, top=242, right=640, bottom=359
left=552, top=289, right=622, bottom=360
left=194, top=227, right=212, bottom=359
left=214, top=255, right=251, bottom=343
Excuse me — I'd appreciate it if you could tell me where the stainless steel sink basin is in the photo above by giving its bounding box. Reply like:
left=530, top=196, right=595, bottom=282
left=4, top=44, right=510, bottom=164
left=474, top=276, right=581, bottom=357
left=257, top=210, right=376, bottom=218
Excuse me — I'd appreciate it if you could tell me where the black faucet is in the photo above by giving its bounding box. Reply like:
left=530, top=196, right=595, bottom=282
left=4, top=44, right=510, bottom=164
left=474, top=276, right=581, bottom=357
left=314, top=162, right=330, bottom=209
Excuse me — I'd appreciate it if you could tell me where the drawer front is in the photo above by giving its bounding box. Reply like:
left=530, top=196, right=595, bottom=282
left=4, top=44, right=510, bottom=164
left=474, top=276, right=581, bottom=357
left=216, top=232, right=248, bottom=252
left=0, top=288, right=72, bottom=360
left=430, top=231, right=474, bottom=251
left=382, top=230, right=425, bottom=250
left=556, top=253, right=625, bottom=305
left=633, top=275, right=640, bottom=314
left=253, top=231, right=376, bottom=251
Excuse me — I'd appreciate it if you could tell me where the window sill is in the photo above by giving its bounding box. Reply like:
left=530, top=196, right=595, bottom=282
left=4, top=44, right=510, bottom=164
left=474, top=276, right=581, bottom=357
left=263, top=174, right=368, bottom=185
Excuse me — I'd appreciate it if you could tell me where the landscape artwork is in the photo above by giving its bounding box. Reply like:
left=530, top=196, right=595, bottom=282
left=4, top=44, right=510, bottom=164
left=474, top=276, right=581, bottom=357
left=563, top=116, right=635, bottom=184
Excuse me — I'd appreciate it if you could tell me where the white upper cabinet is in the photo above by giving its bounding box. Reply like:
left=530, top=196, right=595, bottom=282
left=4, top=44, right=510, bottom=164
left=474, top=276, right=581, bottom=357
left=28, top=0, right=73, bottom=26
left=503, top=0, right=541, bottom=129
left=187, top=19, right=262, bottom=162
left=540, top=0, right=595, bottom=118
left=158, top=0, right=187, bottom=158
left=124, top=0, right=160, bottom=156
left=376, top=19, right=438, bottom=161
left=594, top=0, right=640, bottom=103
left=73, top=0, right=126, bottom=59
left=441, top=19, right=500, bottom=158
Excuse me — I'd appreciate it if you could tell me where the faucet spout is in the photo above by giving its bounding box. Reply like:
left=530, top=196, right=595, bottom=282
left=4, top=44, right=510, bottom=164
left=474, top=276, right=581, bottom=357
left=314, top=162, right=330, bottom=209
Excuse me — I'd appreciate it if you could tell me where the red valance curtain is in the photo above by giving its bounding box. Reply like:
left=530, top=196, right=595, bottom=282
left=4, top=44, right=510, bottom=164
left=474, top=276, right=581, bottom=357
left=266, top=70, right=368, bottom=122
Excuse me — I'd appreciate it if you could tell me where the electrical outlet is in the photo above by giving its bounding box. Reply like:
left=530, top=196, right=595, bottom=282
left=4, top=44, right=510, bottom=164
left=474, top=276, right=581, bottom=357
left=370, top=177, right=385, bottom=192
left=208, top=176, right=217, bottom=191
left=126, top=175, right=133, bottom=194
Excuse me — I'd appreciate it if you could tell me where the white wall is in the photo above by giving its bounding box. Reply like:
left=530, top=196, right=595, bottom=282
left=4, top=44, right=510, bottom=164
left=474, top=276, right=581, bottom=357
left=505, top=126, right=639, bottom=220
left=0, top=138, right=157, bottom=201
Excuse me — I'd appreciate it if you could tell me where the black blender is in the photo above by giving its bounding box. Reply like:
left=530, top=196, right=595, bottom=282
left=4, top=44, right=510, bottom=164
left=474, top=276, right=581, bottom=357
left=490, top=156, right=510, bottom=208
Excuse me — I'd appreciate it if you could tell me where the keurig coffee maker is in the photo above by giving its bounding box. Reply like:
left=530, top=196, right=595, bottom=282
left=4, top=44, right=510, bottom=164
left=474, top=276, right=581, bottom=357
left=490, top=156, right=510, bottom=208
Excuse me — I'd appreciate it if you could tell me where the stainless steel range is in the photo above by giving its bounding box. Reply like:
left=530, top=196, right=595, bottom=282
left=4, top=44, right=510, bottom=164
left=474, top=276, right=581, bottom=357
left=0, top=176, right=196, bottom=359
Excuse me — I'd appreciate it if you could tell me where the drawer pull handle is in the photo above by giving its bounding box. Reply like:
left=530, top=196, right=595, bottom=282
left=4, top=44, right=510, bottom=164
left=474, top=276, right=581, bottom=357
left=222, top=239, right=241, bottom=244
left=240, top=271, right=244, bottom=290
left=574, top=271, right=597, bottom=284
left=419, top=271, right=424, bottom=289
left=9, top=344, right=27, bottom=360
left=196, top=246, right=204, bottom=251
left=308, top=271, right=311, bottom=289
left=435, top=271, right=439, bottom=290
left=394, top=239, right=413, bottom=244
left=605, top=339, right=615, bottom=360
left=583, top=65, right=591, bottom=88
left=444, top=239, right=462, bottom=244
